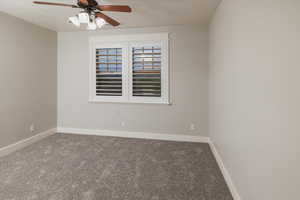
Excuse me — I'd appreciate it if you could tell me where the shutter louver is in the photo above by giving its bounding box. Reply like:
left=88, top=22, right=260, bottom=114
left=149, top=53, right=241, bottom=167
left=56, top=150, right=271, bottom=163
left=132, top=46, right=162, bottom=97
left=96, top=48, right=122, bottom=96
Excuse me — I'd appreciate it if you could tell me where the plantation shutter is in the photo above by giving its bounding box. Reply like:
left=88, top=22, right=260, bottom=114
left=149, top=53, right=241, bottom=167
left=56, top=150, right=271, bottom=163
left=132, top=46, right=162, bottom=97
left=96, top=48, right=122, bottom=96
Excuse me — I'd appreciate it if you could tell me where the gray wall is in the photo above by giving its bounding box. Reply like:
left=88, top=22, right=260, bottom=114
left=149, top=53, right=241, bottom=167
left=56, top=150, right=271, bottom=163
left=209, top=0, right=300, bottom=199
left=58, top=25, right=209, bottom=136
left=0, top=12, right=57, bottom=148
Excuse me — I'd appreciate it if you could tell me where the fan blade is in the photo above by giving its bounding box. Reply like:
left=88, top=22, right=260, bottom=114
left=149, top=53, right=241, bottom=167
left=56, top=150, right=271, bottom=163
left=96, top=12, right=120, bottom=26
left=33, top=1, right=78, bottom=8
left=97, top=5, right=132, bottom=12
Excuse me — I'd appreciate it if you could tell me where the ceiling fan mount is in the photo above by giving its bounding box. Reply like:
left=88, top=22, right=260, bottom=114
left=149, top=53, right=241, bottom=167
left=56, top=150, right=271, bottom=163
left=33, top=0, right=132, bottom=28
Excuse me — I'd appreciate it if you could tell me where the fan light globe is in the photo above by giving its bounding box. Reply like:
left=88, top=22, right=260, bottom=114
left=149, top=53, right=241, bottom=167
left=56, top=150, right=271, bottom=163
left=87, top=21, right=97, bottom=30
left=96, top=18, right=106, bottom=28
left=78, top=12, right=90, bottom=24
left=69, top=16, right=80, bottom=27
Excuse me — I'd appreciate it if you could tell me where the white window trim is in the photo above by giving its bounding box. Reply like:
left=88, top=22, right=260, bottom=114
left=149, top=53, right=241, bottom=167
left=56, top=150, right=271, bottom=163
left=89, top=33, right=170, bottom=104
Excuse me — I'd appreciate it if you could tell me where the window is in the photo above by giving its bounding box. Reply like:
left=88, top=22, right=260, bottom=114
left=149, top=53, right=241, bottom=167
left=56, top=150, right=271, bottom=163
left=131, top=45, right=161, bottom=97
left=96, top=48, right=123, bottom=96
left=89, top=33, right=169, bottom=104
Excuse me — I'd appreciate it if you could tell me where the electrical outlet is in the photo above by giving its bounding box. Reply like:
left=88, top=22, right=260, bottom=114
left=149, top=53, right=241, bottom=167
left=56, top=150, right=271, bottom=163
left=189, top=123, right=196, bottom=131
left=30, top=124, right=35, bottom=132
left=121, top=122, right=126, bottom=127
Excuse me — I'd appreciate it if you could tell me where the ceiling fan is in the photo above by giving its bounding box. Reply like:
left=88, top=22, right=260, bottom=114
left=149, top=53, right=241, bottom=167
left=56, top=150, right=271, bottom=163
left=33, top=0, right=132, bottom=30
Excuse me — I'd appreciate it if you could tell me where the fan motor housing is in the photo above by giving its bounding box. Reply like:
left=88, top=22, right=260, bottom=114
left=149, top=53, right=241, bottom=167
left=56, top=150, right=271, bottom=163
left=77, top=0, right=98, bottom=10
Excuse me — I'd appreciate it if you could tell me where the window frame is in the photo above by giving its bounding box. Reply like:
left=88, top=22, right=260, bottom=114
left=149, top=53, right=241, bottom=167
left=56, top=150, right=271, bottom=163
left=89, top=33, right=169, bottom=104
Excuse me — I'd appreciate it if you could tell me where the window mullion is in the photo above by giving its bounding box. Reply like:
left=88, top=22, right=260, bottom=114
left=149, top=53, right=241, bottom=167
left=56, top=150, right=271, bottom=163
left=128, top=43, right=133, bottom=101
left=121, top=45, right=127, bottom=101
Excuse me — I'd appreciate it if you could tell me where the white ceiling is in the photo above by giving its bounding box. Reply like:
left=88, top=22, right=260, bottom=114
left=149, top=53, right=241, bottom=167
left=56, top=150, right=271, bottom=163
left=0, top=0, right=221, bottom=32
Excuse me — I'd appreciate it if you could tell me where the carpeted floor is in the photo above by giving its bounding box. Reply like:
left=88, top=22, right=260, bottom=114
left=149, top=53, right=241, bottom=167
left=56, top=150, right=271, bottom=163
left=0, top=134, right=233, bottom=200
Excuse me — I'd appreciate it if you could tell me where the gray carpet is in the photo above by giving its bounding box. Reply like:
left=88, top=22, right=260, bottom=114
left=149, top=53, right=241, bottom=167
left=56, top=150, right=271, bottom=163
left=0, top=134, right=233, bottom=200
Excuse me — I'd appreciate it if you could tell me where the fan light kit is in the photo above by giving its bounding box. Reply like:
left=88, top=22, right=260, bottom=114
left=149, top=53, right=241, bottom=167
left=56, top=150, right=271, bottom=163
left=69, top=12, right=104, bottom=30
left=33, top=0, right=132, bottom=30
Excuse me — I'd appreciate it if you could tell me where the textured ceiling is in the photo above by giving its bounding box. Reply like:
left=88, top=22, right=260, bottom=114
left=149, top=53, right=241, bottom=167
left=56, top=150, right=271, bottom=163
left=0, top=0, right=221, bottom=32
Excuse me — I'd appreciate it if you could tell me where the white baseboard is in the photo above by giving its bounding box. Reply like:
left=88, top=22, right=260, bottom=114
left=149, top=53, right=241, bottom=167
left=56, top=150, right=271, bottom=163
left=57, top=127, right=210, bottom=143
left=0, top=128, right=57, bottom=158
left=209, top=141, right=241, bottom=200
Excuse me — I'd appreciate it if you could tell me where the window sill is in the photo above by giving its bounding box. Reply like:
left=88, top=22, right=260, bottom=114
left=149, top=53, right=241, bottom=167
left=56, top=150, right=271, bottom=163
left=88, top=99, right=171, bottom=105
